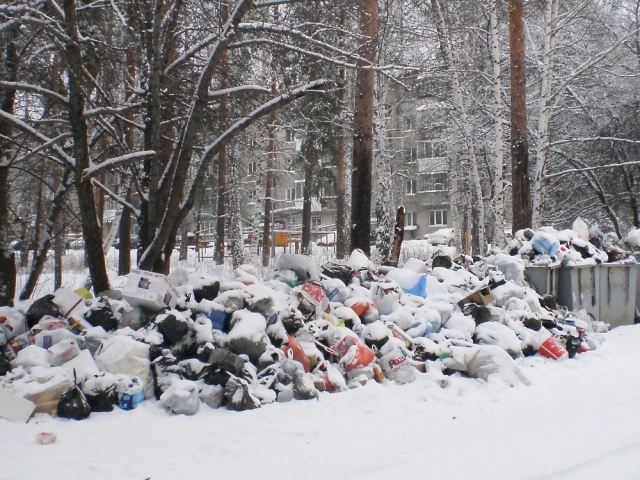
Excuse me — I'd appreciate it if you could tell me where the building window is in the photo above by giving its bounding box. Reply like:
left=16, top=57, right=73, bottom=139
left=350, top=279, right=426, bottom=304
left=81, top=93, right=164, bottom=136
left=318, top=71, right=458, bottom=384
left=285, top=157, right=295, bottom=171
left=248, top=188, right=256, bottom=204
left=417, top=141, right=446, bottom=159
left=404, top=117, right=414, bottom=132
left=406, top=179, right=417, bottom=195
left=248, top=161, right=256, bottom=175
left=285, top=128, right=295, bottom=142
left=429, top=210, right=447, bottom=226
left=286, top=187, right=295, bottom=201
left=403, top=148, right=417, bottom=163
left=406, top=211, right=417, bottom=227
left=295, top=181, right=304, bottom=199
left=418, top=172, right=448, bottom=192
left=312, top=216, right=322, bottom=229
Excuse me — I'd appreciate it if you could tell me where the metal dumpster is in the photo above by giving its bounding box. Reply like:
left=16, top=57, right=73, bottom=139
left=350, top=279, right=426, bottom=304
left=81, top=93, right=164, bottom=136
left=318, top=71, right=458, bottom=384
left=557, top=264, right=598, bottom=320
left=525, top=264, right=560, bottom=298
left=599, top=263, right=638, bottom=328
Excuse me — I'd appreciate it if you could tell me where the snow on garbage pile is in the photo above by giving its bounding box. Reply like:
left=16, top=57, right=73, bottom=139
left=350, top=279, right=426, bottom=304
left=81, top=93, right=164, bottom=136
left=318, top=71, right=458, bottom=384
left=501, top=221, right=637, bottom=266
left=0, top=250, right=615, bottom=421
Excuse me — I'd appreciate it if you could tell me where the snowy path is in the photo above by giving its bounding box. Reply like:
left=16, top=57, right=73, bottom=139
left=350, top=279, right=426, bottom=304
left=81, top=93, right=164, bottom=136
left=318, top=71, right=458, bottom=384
left=3, top=326, right=640, bottom=480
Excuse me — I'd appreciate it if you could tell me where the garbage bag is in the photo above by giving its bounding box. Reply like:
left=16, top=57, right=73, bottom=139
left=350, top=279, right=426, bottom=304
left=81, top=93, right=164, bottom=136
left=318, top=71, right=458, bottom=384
left=193, top=281, right=220, bottom=303
left=208, top=348, right=248, bottom=377
left=160, top=380, right=201, bottom=415
left=155, top=312, right=190, bottom=345
left=85, top=299, right=118, bottom=332
left=224, top=376, right=261, bottom=411
left=292, top=370, right=319, bottom=400
left=56, top=371, right=91, bottom=420
left=0, top=355, right=11, bottom=376
left=82, top=373, right=117, bottom=412
left=321, top=263, right=353, bottom=286
left=151, top=350, right=182, bottom=399
left=26, top=295, right=60, bottom=329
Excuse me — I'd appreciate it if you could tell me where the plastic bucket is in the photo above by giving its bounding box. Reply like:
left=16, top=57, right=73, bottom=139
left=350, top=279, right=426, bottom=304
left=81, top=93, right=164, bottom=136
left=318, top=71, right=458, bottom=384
left=538, top=337, right=567, bottom=360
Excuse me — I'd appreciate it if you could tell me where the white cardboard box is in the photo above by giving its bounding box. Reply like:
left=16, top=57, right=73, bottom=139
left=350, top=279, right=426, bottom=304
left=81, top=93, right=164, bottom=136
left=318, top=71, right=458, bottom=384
left=123, top=270, right=179, bottom=312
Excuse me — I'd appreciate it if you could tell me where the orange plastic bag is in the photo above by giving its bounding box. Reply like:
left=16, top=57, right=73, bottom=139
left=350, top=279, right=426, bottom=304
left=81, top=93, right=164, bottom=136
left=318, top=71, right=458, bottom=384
left=282, top=334, right=311, bottom=372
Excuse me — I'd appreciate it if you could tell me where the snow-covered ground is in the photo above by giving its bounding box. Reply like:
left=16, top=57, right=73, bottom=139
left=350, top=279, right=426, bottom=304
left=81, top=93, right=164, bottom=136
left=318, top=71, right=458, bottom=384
left=3, top=324, right=640, bottom=480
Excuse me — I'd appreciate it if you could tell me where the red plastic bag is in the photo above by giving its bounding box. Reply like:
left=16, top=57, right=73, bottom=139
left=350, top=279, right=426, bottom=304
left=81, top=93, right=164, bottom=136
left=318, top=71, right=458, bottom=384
left=333, top=335, right=375, bottom=370
left=282, top=334, right=311, bottom=373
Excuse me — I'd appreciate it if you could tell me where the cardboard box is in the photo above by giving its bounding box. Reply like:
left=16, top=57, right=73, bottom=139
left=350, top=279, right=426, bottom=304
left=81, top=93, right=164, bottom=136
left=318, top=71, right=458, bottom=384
left=457, top=286, right=496, bottom=309
left=123, top=270, right=178, bottom=312
left=116, top=389, right=145, bottom=410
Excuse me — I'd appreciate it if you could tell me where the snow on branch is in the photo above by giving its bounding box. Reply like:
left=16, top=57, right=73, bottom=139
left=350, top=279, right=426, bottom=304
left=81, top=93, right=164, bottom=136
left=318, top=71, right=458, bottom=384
left=0, top=109, right=74, bottom=167
left=165, top=33, right=219, bottom=74
left=91, top=178, right=141, bottom=218
left=0, top=81, right=69, bottom=105
left=82, top=150, right=156, bottom=180
left=11, top=132, right=73, bottom=166
left=551, top=137, right=640, bottom=148
left=229, top=39, right=414, bottom=87
left=546, top=160, right=640, bottom=179
left=84, top=102, right=145, bottom=119
left=207, top=85, right=271, bottom=98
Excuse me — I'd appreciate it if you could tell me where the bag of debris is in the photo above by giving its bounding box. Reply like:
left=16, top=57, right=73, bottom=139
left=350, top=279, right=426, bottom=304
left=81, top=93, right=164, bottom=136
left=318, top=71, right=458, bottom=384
left=208, top=348, right=248, bottom=377
left=193, top=280, right=220, bottom=303
left=11, top=345, right=51, bottom=369
left=281, top=334, right=310, bottom=373
left=160, top=380, right=201, bottom=415
left=0, top=308, right=27, bottom=345
left=378, top=347, right=416, bottom=384
left=56, top=370, right=91, bottom=420
left=85, top=298, right=118, bottom=332
left=199, top=384, right=225, bottom=409
left=155, top=311, right=191, bottom=346
left=94, top=336, right=153, bottom=399
left=224, top=376, right=261, bottom=411
left=276, top=254, right=321, bottom=283
left=151, top=350, right=182, bottom=399
left=25, top=295, right=61, bottom=329
left=292, top=370, right=319, bottom=400
left=227, top=310, right=268, bottom=364
left=48, top=338, right=81, bottom=367
left=321, top=263, right=353, bottom=286
left=82, top=373, right=117, bottom=412
left=333, top=335, right=375, bottom=370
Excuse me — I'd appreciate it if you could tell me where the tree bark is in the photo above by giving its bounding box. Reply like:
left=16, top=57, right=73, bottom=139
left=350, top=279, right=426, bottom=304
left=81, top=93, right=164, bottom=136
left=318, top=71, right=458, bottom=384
left=62, top=0, right=110, bottom=294
left=215, top=1, right=229, bottom=265
left=0, top=33, right=18, bottom=306
left=336, top=8, right=348, bottom=259
left=389, top=206, right=405, bottom=265
left=351, top=0, right=379, bottom=256
left=509, top=0, right=531, bottom=231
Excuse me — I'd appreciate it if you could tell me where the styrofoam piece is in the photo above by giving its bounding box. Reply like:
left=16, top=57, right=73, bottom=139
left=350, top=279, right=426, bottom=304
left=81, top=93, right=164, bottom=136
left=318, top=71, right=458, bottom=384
left=62, top=349, right=100, bottom=383
left=0, top=387, right=36, bottom=423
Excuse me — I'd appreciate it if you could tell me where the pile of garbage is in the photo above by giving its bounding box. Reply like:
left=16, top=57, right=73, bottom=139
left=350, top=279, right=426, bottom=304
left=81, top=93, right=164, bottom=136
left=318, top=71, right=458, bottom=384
left=0, top=246, right=612, bottom=422
left=502, top=218, right=638, bottom=266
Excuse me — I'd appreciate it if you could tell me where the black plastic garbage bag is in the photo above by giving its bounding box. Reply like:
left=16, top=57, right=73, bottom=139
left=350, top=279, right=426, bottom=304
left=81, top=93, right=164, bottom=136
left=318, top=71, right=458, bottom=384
left=155, top=313, right=190, bottom=345
left=82, top=374, right=117, bottom=412
left=193, top=281, right=220, bottom=303
left=208, top=348, right=247, bottom=377
left=57, top=372, right=91, bottom=420
left=0, top=355, right=12, bottom=376
left=151, top=350, right=182, bottom=399
left=85, top=299, right=118, bottom=332
left=224, top=376, right=261, bottom=411
left=26, top=294, right=60, bottom=329
left=321, top=263, right=353, bottom=286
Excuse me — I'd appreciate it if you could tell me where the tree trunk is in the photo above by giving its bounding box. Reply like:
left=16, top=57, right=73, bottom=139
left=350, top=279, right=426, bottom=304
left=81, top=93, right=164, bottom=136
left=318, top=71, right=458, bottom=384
left=336, top=8, right=348, bottom=259
left=229, top=151, right=245, bottom=269
left=215, top=1, right=229, bottom=265
left=63, top=0, right=110, bottom=294
left=389, top=206, right=405, bottom=264
left=351, top=0, right=379, bottom=256
left=301, top=136, right=315, bottom=255
left=262, top=109, right=275, bottom=267
left=20, top=171, right=71, bottom=300
left=0, top=33, right=18, bottom=306
left=509, top=0, right=531, bottom=231
left=532, top=0, right=559, bottom=229
left=490, top=0, right=506, bottom=248
left=374, top=81, right=392, bottom=264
